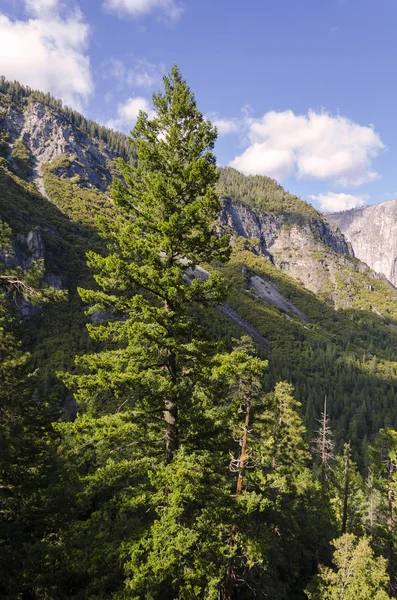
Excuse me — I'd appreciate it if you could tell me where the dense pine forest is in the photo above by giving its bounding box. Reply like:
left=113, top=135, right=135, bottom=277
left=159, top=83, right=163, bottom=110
left=2, top=67, right=397, bottom=599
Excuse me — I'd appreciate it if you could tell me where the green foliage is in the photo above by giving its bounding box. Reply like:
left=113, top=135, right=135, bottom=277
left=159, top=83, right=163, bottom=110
left=211, top=342, right=328, bottom=599
left=0, top=161, right=98, bottom=404
left=43, top=155, right=115, bottom=230
left=0, top=219, right=12, bottom=246
left=0, top=245, right=66, bottom=598
left=266, top=381, right=311, bottom=489
left=42, top=411, right=154, bottom=598
left=305, top=534, right=389, bottom=600
left=218, top=166, right=321, bottom=223
left=327, top=449, right=367, bottom=537
left=0, top=128, right=10, bottom=158
left=51, top=66, right=233, bottom=598
left=11, top=138, right=32, bottom=178
left=63, top=65, right=230, bottom=438
left=3, top=71, right=397, bottom=600
left=120, top=449, right=231, bottom=600
left=0, top=306, right=32, bottom=595
left=215, top=246, right=397, bottom=461
left=0, top=160, right=94, bottom=276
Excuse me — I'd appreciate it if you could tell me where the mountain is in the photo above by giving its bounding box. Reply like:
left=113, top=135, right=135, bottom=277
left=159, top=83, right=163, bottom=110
left=4, top=75, right=397, bottom=600
left=328, top=199, right=397, bottom=288
left=2, top=79, right=397, bottom=458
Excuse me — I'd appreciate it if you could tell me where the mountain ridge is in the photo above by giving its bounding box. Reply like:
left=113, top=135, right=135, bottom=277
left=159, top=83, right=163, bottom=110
left=2, top=81, right=397, bottom=458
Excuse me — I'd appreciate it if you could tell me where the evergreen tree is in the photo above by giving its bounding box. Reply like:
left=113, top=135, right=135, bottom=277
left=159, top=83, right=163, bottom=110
left=0, top=293, right=31, bottom=596
left=212, top=345, right=323, bottom=599
left=268, top=381, right=311, bottom=490
left=119, top=448, right=232, bottom=600
left=313, top=397, right=334, bottom=487
left=63, top=64, right=230, bottom=461
left=305, top=533, right=389, bottom=600
left=0, top=301, right=66, bottom=598
left=54, top=65, right=232, bottom=598
left=211, top=337, right=269, bottom=599
left=0, top=222, right=66, bottom=597
left=254, top=382, right=327, bottom=599
left=369, top=428, right=397, bottom=595
left=327, top=446, right=366, bottom=538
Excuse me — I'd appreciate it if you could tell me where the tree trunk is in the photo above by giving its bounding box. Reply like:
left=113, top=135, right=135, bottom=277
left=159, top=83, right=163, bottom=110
left=341, top=442, right=350, bottom=535
left=321, top=396, right=327, bottom=486
left=387, top=459, right=393, bottom=596
left=224, top=394, right=251, bottom=600
left=165, top=398, right=178, bottom=464
left=236, top=396, right=251, bottom=496
left=366, top=471, right=375, bottom=535
left=165, top=350, right=178, bottom=464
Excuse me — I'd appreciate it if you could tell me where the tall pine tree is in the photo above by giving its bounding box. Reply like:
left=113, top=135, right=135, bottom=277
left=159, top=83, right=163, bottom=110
left=63, top=64, right=230, bottom=462
left=55, top=65, right=233, bottom=598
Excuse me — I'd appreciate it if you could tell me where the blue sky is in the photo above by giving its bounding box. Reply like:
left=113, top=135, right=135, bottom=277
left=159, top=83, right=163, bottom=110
left=0, top=0, right=396, bottom=212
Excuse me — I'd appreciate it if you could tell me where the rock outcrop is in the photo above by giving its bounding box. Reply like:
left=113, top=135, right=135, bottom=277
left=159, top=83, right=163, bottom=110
left=248, top=274, right=308, bottom=322
left=328, top=200, right=397, bottom=287
left=1, top=100, right=116, bottom=192
left=220, top=198, right=360, bottom=302
left=220, top=197, right=350, bottom=257
left=0, top=227, right=45, bottom=270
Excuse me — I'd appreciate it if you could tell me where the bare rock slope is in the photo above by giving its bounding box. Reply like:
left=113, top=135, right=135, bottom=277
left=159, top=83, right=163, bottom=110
left=328, top=200, right=397, bottom=287
left=1, top=99, right=116, bottom=192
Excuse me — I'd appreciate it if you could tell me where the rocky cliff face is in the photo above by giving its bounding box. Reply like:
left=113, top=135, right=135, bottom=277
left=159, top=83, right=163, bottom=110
left=1, top=99, right=116, bottom=193
left=328, top=200, right=397, bottom=287
left=0, top=227, right=45, bottom=271
left=220, top=197, right=363, bottom=303
left=220, top=197, right=350, bottom=256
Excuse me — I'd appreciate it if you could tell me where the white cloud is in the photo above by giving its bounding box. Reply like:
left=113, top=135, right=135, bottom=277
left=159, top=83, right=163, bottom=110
left=118, top=97, right=153, bottom=121
left=229, top=109, right=384, bottom=186
left=103, top=0, right=183, bottom=22
left=212, top=118, right=240, bottom=137
left=106, top=96, right=154, bottom=131
left=231, top=143, right=295, bottom=181
left=208, top=107, right=249, bottom=138
left=311, top=192, right=368, bottom=212
left=24, top=0, right=59, bottom=17
left=0, top=0, right=92, bottom=110
left=102, top=57, right=165, bottom=88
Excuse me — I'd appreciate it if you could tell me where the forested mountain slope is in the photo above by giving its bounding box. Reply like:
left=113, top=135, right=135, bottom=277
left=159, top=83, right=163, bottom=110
left=2, top=73, right=397, bottom=600
left=1, top=80, right=397, bottom=459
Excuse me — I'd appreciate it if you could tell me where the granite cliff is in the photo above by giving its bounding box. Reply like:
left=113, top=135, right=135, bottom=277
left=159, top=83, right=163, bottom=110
left=219, top=197, right=384, bottom=308
left=328, top=200, right=397, bottom=288
left=1, top=98, right=117, bottom=195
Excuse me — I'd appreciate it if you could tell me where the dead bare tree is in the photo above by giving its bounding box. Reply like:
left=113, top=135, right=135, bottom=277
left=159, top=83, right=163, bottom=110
left=312, top=396, right=334, bottom=487
left=341, top=441, right=351, bottom=535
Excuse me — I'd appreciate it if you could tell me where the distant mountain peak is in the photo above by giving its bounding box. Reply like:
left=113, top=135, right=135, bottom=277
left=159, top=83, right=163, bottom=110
left=328, top=200, right=397, bottom=286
